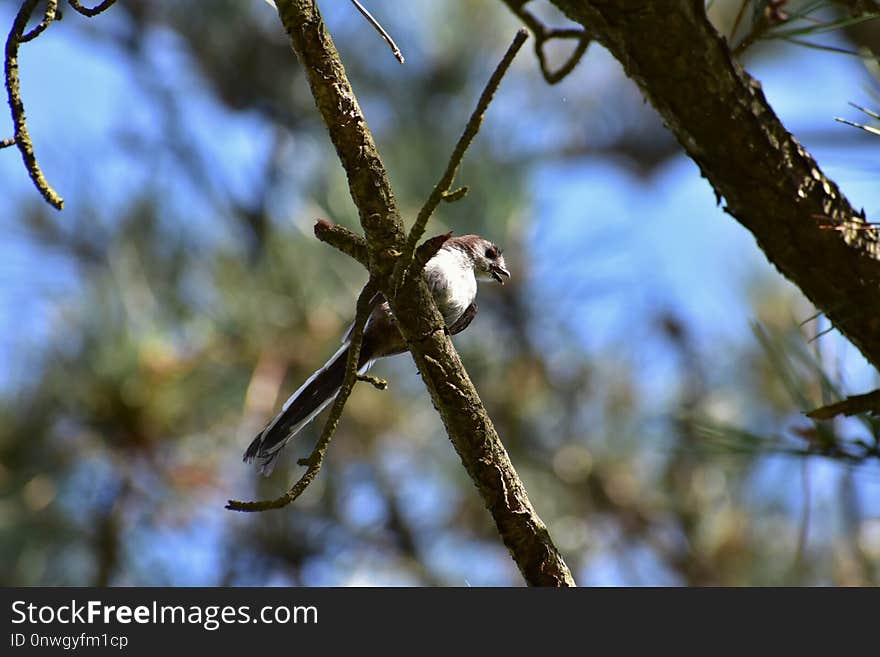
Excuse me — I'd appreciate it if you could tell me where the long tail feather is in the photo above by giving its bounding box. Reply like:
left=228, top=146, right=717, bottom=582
left=244, top=344, right=372, bottom=475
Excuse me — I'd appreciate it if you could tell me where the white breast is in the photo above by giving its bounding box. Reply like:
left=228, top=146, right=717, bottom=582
left=423, top=247, right=477, bottom=326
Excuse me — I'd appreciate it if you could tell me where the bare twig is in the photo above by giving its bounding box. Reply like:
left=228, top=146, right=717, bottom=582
left=733, top=11, right=771, bottom=55
left=835, top=117, right=880, bottom=136
left=226, top=280, right=377, bottom=512
left=732, top=1, right=793, bottom=56
left=4, top=0, right=64, bottom=209
left=349, top=0, right=404, bottom=64
left=832, top=0, right=880, bottom=16
left=20, top=0, right=58, bottom=43
left=314, top=219, right=369, bottom=268
left=501, top=0, right=591, bottom=84
left=393, top=29, right=528, bottom=291
left=0, top=136, right=14, bottom=148
left=357, top=373, right=387, bottom=390
left=729, top=0, right=751, bottom=44
left=67, top=0, right=118, bottom=17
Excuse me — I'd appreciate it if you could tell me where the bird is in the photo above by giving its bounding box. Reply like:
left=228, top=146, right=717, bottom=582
left=243, top=234, right=510, bottom=475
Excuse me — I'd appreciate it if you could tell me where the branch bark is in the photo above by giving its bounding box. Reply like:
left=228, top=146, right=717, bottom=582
left=4, top=0, right=63, bottom=209
left=273, top=0, right=574, bottom=586
left=543, top=0, right=880, bottom=371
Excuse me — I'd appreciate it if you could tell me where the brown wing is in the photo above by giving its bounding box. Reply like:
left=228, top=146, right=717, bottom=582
left=447, top=302, right=477, bottom=336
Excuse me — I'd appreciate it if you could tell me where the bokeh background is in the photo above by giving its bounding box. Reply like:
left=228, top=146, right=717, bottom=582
left=2, top=0, right=880, bottom=586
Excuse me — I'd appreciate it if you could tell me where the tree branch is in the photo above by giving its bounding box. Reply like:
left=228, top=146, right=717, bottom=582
left=545, top=0, right=880, bottom=372
left=394, top=29, right=528, bottom=291
left=20, top=0, right=57, bottom=43
left=356, top=373, right=387, bottom=390
left=226, top=280, right=377, bottom=512
left=314, top=218, right=369, bottom=268
left=501, top=0, right=591, bottom=84
left=4, top=0, right=64, bottom=209
left=67, top=0, right=118, bottom=18
left=271, top=0, right=574, bottom=586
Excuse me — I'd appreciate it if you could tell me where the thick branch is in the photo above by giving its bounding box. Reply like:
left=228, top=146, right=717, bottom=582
left=547, top=0, right=880, bottom=371
left=274, top=0, right=574, bottom=586
left=275, top=0, right=405, bottom=277
left=389, top=272, right=575, bottom=586
left=832, top=0, right=880, bottom=15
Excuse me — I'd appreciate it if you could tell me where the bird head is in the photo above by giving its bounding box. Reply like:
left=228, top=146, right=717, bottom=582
left=449, top=235, right=511, bottom=284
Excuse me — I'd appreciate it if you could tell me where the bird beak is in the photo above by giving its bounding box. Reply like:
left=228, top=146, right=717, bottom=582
left=490, top=265, right=511, bottom=284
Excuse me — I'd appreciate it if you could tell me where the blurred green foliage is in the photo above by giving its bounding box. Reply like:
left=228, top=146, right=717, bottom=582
left=1, top=0, right=880, bottom=586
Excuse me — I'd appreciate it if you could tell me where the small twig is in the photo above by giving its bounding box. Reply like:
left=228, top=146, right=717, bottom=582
left=537, top=32, right=590, bottom=84
left=349, top=0, right=404, bottom=64
left=442, top=186, right=468, bottom=203
left=67, top=0, right=117, bottom=17
left=806, top=388, right=880, bottom=420
left=4, top=0, right=64, bottom=209
left=226, top=280, right=377, bottom=512
left=20, top=0, right=58, bottom=43
left=314, top=219, right=369, bottom=268
left=732, top=1, right=792, bottom=56
left=357, top=373, right=387, bottom=390
left=807, top=323, right=836, bottom=343
left=798, top=309, right=823, bottom=327
left=729, top=0, right=751, bottom=44
left=0, top=136, right=15, bottom=148
left=733, top=12, right=771, bottom=56
left=393, top=29, right=528, bottom=292
left=501, top=0, right=591, bottom=84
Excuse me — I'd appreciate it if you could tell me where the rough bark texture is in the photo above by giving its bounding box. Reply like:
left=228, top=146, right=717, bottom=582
left=547, top=0, right=880, bottom=369
left=276, top=0, right=575, bottom=586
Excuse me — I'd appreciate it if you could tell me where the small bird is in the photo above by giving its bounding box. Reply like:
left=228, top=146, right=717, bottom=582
left=244, top=234, right=511, bottom=475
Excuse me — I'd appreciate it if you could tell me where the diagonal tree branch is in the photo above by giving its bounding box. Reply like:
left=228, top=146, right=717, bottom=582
left=271, top=0, right=574, bottom=586
left=543, top=0, right=880, bottom=373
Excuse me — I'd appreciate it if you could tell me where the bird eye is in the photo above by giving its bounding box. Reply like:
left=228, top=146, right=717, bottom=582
left=485, top=246, right=499, bottom=259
